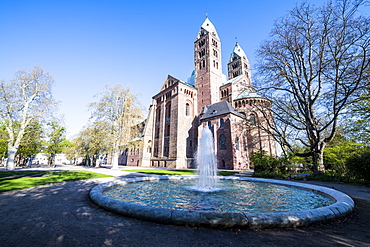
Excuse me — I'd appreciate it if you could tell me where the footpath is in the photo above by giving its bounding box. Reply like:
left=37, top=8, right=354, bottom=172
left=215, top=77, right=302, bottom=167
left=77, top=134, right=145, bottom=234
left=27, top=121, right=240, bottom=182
left=0, top=164, right=369, bottom=246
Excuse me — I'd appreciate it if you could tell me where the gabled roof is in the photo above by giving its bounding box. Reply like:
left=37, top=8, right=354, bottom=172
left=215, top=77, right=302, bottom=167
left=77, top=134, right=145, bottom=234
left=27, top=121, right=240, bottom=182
left=159, top=75, right=180, bottom=92
left=200, top=100, right=245, bottom=120
left=235, top=88, right=264, bottom=100
left=152, top=74, right=196, bottom=99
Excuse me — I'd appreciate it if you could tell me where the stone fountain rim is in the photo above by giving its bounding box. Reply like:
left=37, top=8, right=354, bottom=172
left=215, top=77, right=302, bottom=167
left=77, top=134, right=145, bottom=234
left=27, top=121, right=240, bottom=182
left=89, top=175, right=354, bottom=229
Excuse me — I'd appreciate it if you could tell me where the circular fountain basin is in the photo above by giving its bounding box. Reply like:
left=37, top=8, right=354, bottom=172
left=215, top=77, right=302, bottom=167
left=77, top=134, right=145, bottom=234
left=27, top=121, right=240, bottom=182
left=89, top=176, right=354, bottom=229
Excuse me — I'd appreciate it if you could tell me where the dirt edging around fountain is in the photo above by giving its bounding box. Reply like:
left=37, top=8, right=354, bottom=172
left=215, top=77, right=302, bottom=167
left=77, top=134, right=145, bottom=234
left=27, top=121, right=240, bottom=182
left=89, top=176, right=354, bottom=229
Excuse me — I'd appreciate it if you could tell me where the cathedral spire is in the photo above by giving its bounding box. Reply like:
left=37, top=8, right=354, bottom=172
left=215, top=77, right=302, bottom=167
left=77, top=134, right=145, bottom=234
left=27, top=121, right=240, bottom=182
left=229, top=42, right=249, bottom=63
left=196, top=17, right=219, bottom=40
left=228, top=42, right=251, bottom=81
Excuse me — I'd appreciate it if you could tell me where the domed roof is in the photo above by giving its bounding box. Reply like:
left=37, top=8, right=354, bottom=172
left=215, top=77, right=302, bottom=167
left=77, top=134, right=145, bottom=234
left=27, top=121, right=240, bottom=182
left=235, top=88, right=263, bottom=100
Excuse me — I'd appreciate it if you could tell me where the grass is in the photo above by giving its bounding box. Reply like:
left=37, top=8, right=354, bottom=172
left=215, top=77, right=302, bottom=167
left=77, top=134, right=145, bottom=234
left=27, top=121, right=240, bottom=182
left=122, top=169, right=240, bottom=176
left=0, top=170, right=111, bottom=193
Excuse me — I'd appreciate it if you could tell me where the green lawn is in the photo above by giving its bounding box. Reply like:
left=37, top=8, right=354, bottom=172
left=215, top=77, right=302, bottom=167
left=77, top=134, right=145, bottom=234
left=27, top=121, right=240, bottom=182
left=0, top=170, right=111, bottom=193
left=122, top=169, right=240, bottom=176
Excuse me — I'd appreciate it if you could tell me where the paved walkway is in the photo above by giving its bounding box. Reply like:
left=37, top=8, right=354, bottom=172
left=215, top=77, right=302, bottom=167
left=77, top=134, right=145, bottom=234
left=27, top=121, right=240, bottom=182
left=1, top=165, right=370, bottom=246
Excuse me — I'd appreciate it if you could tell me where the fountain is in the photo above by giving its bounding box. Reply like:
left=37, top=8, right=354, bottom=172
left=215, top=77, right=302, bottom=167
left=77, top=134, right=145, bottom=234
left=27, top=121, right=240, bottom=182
left=89, top=125, right=355, bottom=229
left=192, top=126, right=219, bottom=192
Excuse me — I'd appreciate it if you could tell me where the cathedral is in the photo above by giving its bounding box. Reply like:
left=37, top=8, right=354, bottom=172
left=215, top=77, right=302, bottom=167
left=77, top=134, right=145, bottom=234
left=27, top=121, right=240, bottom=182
left=123, top=17, right=276, bottom=170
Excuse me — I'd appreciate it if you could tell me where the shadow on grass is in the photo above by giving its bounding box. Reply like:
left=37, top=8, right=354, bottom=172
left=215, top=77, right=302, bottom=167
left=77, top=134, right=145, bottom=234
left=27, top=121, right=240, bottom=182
left=0, top=170, right=111, bottom=193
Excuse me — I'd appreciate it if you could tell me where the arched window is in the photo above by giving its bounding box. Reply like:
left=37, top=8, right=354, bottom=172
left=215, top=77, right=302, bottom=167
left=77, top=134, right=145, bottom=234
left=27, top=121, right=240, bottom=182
left=235, top=136, right=239, bottom=150
left=208, top=121, right=212, bottom=130
left=166, top=103, right=171, bottom=119
left=185, top=103, right=189, bottom=116
left=250, top=113, right=256, bottom=126
left=220, top=118, right=224, bottom=128
left=219, top=134, right=227, bottom=150
left=165, top=124, right=170, bottom=136
left=155, top=107, right=161, bottom=123
left=155, top=127, right=160, bottom=138
left=221, top=160, right=226, bottom=168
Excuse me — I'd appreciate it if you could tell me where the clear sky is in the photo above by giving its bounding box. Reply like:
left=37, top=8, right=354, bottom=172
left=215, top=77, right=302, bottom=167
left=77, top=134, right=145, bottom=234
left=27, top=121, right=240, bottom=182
left=0, top=0, right=341, bottom=138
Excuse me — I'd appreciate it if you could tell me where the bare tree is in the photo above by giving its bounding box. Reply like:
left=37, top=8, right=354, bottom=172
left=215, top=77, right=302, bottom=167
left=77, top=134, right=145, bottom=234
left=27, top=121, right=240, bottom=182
left=255, top=0, right=370, bottom=174
left=0, top=67, right=56, bottom=170
left=89, top=84, right=143, bottom=169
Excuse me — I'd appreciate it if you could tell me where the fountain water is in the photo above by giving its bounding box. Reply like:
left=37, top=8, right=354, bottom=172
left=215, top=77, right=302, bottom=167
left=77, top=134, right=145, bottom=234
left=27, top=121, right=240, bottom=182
left=193, top=126, right=219, bottom=192
left=90, top=125, right=355, bottom=228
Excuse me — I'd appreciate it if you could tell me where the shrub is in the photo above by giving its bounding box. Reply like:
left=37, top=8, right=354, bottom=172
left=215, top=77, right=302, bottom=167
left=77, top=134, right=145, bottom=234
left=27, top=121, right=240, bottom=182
left=251, top=150, right=291, bottom=175
left=346, top=147, right=370, bottom=183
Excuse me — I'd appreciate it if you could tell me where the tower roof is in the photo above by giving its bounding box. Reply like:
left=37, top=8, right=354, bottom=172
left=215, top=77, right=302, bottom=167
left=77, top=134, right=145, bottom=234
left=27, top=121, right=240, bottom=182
left=197, top=17, right=219, bottom=39
left=229, top=42, right=249, bottom=63
left=200, top=100, right=245, bottom=120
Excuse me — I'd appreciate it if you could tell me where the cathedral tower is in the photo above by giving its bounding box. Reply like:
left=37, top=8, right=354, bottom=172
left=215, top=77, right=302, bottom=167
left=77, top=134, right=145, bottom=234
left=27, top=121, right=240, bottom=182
left=135, top=17, right=276, bottom=170
left=194, top=17, right=223, bottom=114
left=228, top=42, right=252, bottom=86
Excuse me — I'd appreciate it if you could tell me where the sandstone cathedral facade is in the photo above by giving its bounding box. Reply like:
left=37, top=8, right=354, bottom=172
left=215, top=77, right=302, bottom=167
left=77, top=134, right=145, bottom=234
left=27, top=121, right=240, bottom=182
left=123, top=18, right=276, bottom=170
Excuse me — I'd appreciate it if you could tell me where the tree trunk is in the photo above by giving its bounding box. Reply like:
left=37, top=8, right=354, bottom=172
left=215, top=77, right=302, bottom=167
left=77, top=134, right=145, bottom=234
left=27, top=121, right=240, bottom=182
left=312, top=149, right=325, bottom=175
left=111, top=151, right=119, bottom=169
left=95, top=155, right=100, bottom=167
left=6, top=146, right=17, bottom=170
left=84, top=155, right=90, bottom=166
left=49, top=154, right=55, bottom=167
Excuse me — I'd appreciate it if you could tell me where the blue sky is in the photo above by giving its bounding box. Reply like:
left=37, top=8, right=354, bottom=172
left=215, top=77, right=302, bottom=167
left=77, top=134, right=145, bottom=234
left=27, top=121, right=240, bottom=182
left=0, top=0, right=338, bottom=137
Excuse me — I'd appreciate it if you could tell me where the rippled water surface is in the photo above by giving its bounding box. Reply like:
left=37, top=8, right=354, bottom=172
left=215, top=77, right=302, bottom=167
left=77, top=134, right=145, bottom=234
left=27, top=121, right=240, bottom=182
left=103, top=179, right=334, bottom=213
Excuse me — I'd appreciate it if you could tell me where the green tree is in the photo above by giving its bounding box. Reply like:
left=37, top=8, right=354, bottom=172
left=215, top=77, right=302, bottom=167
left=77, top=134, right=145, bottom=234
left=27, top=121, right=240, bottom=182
left=43, top=122, right=68, bottom=167
left=345, top=91, right=370, bottom=144
left=17, top=121, right=44, bottom=166
left=72, top=121, right=110, bottom=166
left=63, top=141, right=77, bottom=164
left=0, top=67, right=57, bottom=170
left=256, top=0, right=370, bottom=174
left=0, top=124, right=8, bottom=160
left=323, top=132, right=359, bottom=174
left=89, top=84, right=143, bottom=169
